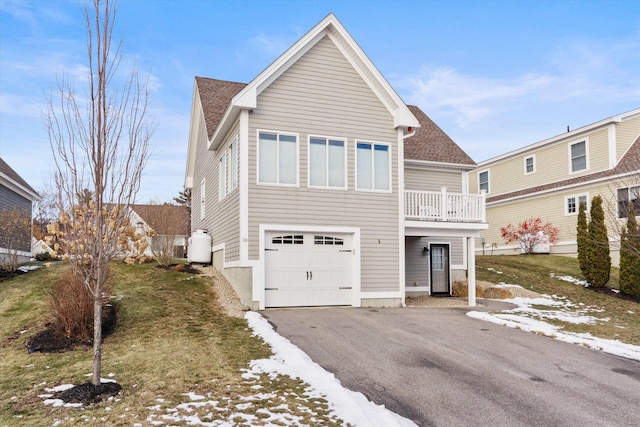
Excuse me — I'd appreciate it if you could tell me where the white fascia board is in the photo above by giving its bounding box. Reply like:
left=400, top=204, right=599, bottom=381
left=404, top=221, right=487, bottom=237
left=478, top=107, right=640, bottom=167
left=212, top=12, right=419, bottom=148
left=208, top=103, right=239, bottom=152
left=0, top=175, right=40, bottom=201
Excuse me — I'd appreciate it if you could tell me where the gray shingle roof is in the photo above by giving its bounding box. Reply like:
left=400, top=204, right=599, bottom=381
left=404, top=105, right=476, bottom=165
left=195, top=77, right=246, bottom=140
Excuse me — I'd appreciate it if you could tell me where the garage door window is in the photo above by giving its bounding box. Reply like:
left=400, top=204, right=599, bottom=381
left=314, top=235, right=344, bottom=245
left=271, top=235, right=304, bottom=245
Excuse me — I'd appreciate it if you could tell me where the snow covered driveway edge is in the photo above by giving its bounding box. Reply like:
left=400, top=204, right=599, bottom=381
left=467, top=300, right=640, bottom=362
left=245, top=311, right=417, bottom=427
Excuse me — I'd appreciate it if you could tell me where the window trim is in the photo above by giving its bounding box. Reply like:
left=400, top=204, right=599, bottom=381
left=524, top=155, right=536, bottom=175
left=568, top=139, right=589, bottom=174
left=219, top=136, right=238, bottom=200
left=355, top=140, right=392, bottom=193
left=564, top=193, right=588, bottom=216
left=478, top=169, right=490, bottom=194
left=307, top=135, right=347, bottom=190
left=617, top=186, right=640, bottom=219
left=256, top=129, right=299, bottom=187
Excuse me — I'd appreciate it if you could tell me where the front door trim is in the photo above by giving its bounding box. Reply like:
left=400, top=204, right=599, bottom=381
left=429, top=242, right=451, bottom=295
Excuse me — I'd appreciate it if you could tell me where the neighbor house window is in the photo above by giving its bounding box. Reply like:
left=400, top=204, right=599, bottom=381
left=524, top=156, right=535, bottom=174
left=309, top=136, right=346, bottom=188
left=258, top=131, right=298, bottom=185
left=566, top=194, right=588, bottom=215
left=617, top=186, right=640, bottom=218
left=219, top=137, right=238, bottom=199
left=570, top=140, right=587, bottom=173
left=200, top=179, right=206, bottom=219
left=356, top=141, right=390, bottom=191
left=478, top=170, right=489, bottom=193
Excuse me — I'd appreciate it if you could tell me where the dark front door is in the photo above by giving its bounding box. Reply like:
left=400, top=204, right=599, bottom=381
left=430, top=244, right=450, bottom=294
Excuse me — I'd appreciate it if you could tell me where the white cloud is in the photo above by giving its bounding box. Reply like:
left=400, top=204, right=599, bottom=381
left=400, top=33, right=640, bottom=132
left=401, top=67, right=556, bottom=127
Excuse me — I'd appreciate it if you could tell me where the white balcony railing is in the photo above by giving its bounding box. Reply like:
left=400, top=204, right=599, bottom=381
left=405, top=188, right=486, bottom=222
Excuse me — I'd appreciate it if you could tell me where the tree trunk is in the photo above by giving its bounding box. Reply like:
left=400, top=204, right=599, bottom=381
left=92, top=288, right=102, bottom=386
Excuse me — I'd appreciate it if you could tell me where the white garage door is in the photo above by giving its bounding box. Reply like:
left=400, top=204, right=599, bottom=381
left=265, top=232, right=354, bottom=307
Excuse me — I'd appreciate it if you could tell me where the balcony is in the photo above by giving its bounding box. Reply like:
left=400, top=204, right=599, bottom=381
left=405, top=188, right=486, bottom=223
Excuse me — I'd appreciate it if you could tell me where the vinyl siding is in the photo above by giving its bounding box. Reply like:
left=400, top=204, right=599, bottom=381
left=616, top=116, right=640, bottom=162
left=405, top=236, right=463, bottom=288
left=0, top=185, right=32, bottom=252
left=481, top=180, right=626, bottom=252
left=247, top=35, right=400, bottom=293
left=404, top=167, right=463, bottom=192
left=191, top=103, right=242, bottom=263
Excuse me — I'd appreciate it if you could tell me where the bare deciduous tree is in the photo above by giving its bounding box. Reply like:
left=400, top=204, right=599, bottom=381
left=45, top=0, right=154, bottom=387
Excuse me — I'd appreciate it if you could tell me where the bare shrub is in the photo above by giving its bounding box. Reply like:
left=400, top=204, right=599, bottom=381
left=48, top=269, right=111, bottom=342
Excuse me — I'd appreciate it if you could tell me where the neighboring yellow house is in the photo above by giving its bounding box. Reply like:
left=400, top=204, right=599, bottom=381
left=469, top=108, right=640, bottom=266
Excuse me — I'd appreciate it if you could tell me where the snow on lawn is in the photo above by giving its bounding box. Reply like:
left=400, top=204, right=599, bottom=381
left=550, top=272, right=589, bottom=287
left=468, top=292, right=640, bottom=362
left=143, top=312, right=417, bottom=426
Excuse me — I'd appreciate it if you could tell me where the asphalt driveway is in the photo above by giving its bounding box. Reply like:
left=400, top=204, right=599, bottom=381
left=262, top=302, right=640, bottom=427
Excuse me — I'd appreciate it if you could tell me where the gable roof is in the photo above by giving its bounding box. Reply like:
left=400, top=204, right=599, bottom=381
left=195, top=77, right=247, bottom=140
left=131, top=204, right=191, bottom=236
left=487, top=135, right=640, bottom=204
left=404, top=105, right=476, bottom=166
left=206, top=13, right=419, bottom=151
left=0, top=157, right=40, bottom=201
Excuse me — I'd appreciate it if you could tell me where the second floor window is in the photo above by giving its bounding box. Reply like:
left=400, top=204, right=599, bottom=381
left=570, top=141, right=587, bottom=173
left=258, top=131, right=298, bottom=185
left=525, top=156, right=535, bottom=174
left=309, top=137, right=346, bottom=188
left=356, top=142, right=390, bottom=191
left=478, top=170, right=489, bottom=193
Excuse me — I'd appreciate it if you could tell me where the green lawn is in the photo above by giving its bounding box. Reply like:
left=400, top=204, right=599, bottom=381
left=0, top=262, right=343, bottom=426
left=476, top=255, right=639, bottom=346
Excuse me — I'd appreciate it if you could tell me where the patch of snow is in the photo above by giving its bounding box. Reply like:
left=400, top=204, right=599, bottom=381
left=245, top=311, right=418, bottom=427
left=17, top=265, right=41, bottom=272
left=550, top=273, right=588, bottom=287
left=183, top=391, right=205, bottom=401
left=468, top=296, right=640, bottom=362
left=45, top=384, right=74, bottom=393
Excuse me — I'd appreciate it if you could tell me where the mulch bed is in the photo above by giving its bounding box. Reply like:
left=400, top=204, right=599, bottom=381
left=54, top=382, right=122, bottom=404
left=0, top=269, right=27, bottom=282
left=26, top=303, right=118, bottom=354
left=156, top=263, right=202, bottom=274
left=587, top=286, right=640, bottom=303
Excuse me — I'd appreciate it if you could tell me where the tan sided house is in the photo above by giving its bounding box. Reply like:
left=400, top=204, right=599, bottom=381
left=185, top=14, right=487, bottom=309
left=469, top=108, right=640, bottom=265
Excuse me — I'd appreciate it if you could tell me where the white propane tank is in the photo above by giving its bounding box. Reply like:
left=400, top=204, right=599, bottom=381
left=187, top=229, right=212, bottom=264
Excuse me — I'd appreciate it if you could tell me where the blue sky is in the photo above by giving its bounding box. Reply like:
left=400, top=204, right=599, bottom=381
left=1, top=0, right=639, bottom=203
